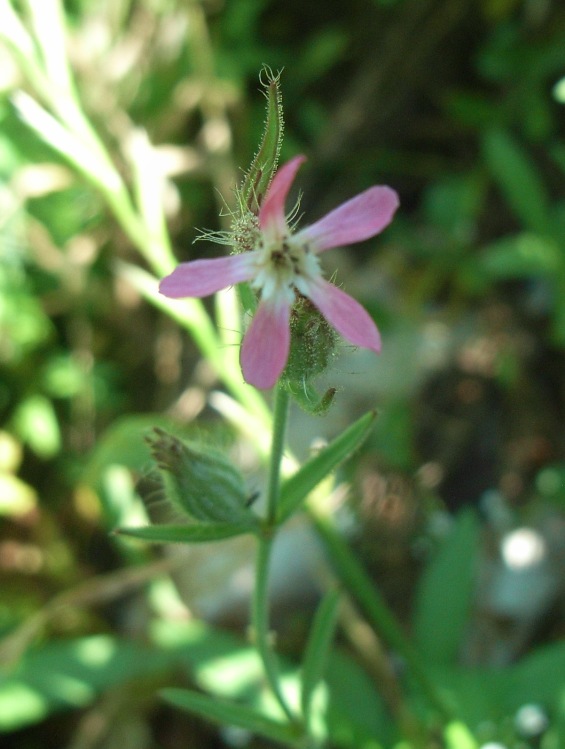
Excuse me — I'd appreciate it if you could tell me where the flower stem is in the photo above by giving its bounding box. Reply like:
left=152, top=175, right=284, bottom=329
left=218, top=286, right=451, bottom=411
left=252, top=537, right=295, bottom=723
left=266, top=386, right=290, bottom=526
left=252, top=385, right=295, bottom=724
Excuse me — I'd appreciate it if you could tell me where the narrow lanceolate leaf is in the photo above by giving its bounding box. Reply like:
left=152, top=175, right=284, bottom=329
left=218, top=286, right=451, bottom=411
left=300, top=589, right=340, bottom=721
left=115, top=522, right=258, bottom=545
left=482, top=129, right=551, bottom=235
left=161, top=689, right=297, bottom=744
left=240, top=67, right=284, bottom=214
left=12, top=92, right=121, bottom=193
left=26, top=0, right=75, bottom=98
left=277, top=411, right=377, bottom=523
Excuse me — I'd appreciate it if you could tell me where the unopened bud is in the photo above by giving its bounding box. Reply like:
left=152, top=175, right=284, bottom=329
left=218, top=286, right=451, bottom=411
left=281, top=297, right=337, bottom=413
left=146, top=428, right=254, bottom=525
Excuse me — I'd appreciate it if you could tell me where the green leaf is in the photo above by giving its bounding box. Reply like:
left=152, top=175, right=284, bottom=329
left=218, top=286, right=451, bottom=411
left=300, top=589, right=340, bottom=721
left=505, top=641, right=565, bottom=711
left=161, top=688, right=297, bottom=744
left=12, top=394, right=61, bottom=459
left=153, top=619, right=390, bottom=747
left=239, top=67, right=284, bottom=214
left=115, top=521, right=258, bottom=544
left=278, top=411, right=377, bottom=523
left=444, top=721, right=478, bottom=749
left=127, top=129, right=175, bottom=275
left=482, top=129, right=551, bottom=234
left=13, top=91, right=120, bottom=194
left=413, top=509, right=479, bottom=665
left=0, top=635, right=176, bottom=731
left=25, top=0, right=75, bottom=98
left=550, top=275, right=565, bottom=346
left=0, top=473, right=37, bottom=517
left=536, top=463, right=565, bottom=508
left=324, top=650, right=389, bottom=747
left=479, top=232, right=561, bottom=279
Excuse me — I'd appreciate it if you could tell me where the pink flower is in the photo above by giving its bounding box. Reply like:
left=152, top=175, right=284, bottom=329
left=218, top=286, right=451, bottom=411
left=160, top=156, right=399, bottom=389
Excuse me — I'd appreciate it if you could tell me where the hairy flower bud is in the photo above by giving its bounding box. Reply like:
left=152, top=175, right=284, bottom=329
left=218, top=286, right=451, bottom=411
left=278, top=297, right=338, bottom=413
left=146, top=428, right=254, bottom=525
left=284, top=297, right=338, bottom=382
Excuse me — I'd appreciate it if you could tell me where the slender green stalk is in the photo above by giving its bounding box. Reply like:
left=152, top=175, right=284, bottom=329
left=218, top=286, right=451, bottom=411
left=251, top=385, right=296, bottom=725
left=266, top=387, right=290, bottom=525
left=252, top=538, right=295, bottom=723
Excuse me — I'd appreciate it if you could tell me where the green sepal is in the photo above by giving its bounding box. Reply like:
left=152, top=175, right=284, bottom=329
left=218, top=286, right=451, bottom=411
left=147, top=428, right=255, bottom=525
left=280, top=299, right=339, bottom=412
left=285, top=383, right=337, bottom=415
left=300, top=589, right=340, bottom=722
left=161, top=688, right=298, bottom=744
left=239, top=67, right=284, bottom=215
left=277, top=410, right=377, bottom=523
left=115, top=521, right=258, bottom=544
left=232, top=68, right=284, bottom=316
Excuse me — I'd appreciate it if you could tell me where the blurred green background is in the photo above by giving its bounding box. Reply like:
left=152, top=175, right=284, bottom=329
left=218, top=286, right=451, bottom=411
left=2, top=0, right=565, bottom=747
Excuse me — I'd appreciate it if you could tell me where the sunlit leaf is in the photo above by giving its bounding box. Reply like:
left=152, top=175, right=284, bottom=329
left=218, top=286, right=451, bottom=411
left=278, top=411, right=377, bottom=523
left=0, top=635, right=176, bottom=731
left=0, top=473, right=37, bottom=516
left=444, top=721, right=478, bottom=749
left=12, top=394, right=61, bottom=459
left=161, top=688, right=296, bottom=744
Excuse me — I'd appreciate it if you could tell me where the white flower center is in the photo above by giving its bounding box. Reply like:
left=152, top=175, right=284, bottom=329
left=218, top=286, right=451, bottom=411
left=251, top=233, right=321, bottom=303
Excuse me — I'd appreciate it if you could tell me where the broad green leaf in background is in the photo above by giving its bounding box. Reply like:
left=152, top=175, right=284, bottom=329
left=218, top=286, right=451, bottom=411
left=0, top=635, right=175, bottom=732
left=428, top=666, right=511, bottom=731
left=505, top=641, right=565, bottom=712
left=324, top=650, right=390, bottom=749
left=429, top=643, right=565, bottom=734
left=413, top=510, right=479, bottom=665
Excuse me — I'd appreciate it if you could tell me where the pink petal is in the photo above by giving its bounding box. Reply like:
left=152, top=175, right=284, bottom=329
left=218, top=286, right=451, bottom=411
left=307, top=278, right=381, bottom=353
left=159, top=254, right=256, bottom=298
left=259, top=155, right=307, bottom=236
left=240, top=298, right=291, bottom=389
left=298, top=186, right=399, bottom=252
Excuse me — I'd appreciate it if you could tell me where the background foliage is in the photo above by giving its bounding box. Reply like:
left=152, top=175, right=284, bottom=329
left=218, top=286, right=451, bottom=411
left=1, top=0, right=565, bottom=747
